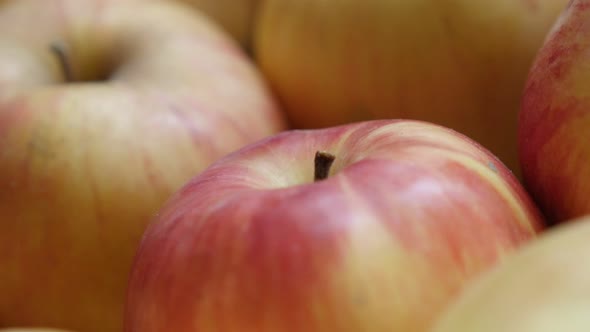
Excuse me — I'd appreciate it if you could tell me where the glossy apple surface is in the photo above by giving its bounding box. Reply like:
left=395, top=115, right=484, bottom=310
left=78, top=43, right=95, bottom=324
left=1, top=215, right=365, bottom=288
left=0, top=0, right=285, bottom=331
left=519, top=0, right=590, bottom=224
left=431, top=216, right=590, bottom=332
left=125, top=120, right=544, bottom=332
left=254, top=0, right=569, bottom=174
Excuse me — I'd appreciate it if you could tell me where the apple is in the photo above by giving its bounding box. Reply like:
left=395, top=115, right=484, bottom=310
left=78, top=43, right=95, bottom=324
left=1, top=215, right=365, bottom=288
left=0, top=0, right=286, bottom=331
left=519, top=0, right=590, bottom=224
left=124, top=119, right=545, bottom=332
left=253, top=0, right=569, bottom=175
left=176, top=0, right=259, bottom=50
left=133, top=0, right=259, bottom=50
left=430, top=215, right=590, bottom=332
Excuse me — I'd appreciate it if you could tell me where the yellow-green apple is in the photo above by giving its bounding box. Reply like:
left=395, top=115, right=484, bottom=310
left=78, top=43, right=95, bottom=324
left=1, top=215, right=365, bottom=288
left=253, top=0, right=569, bottom=174
left=430, top=216, right=590, bottom=332
left=0, top=0, right=286, bottom=331
left=519, top=0, right=590, bottom=224
left=124, top=119, right=545, bottom=332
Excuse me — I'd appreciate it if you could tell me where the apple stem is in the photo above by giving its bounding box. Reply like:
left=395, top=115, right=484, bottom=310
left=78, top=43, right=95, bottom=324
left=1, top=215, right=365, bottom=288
left=314, top=151, right=336, bottom=182
left=49, top=41, right=73, bottom=82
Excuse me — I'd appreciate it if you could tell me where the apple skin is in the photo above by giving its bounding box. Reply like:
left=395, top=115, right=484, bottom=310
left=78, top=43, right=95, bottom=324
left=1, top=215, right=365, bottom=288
left=125, top=119, right=545, bottom=332
left=253, top=0, right=569, bottom=175
left=519, top=0, right=590, bottom=224
left=430, top=216, right=590, bottom=332
left=133, top=0, right=259, bottom=49
left=0, top=0, right=286, bottom=331
left=175, top=0, right=259, bottom=49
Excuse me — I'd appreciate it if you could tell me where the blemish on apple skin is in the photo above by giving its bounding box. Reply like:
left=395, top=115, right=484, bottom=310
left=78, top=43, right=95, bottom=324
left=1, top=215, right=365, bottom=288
left=487, top=161, right=498, bottom=174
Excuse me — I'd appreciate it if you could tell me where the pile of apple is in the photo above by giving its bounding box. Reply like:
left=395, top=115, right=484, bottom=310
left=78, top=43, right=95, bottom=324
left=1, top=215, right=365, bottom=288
left=2, top=0, right=590, bottom=331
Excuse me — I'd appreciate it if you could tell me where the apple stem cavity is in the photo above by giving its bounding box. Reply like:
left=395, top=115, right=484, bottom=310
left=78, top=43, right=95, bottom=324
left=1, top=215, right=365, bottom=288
left=50, top=41, right=73, bottom=82
left=314, top=150, right=336, bottom=182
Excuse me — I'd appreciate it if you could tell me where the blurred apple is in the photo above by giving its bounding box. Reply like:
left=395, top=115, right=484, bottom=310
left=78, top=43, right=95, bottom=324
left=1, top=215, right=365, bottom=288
left=430, top=216, right=590, bottom=332
left=0, top=0, right=285, bottom=331
left=519, top=0, right=590, bottom=224
left=177, top=0, right=259, bottom=49
left=254, top=0, right=569, bottom=174
left=125, top=119, right=544, bottom=332
left=134, top=0, right=259, bottom=50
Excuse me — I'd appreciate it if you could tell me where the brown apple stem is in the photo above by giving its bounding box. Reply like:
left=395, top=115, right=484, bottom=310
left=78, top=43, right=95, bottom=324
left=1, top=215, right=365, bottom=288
left=314, top=151, right=336, bottom=182
left=49, top=41, right=73, bottom=82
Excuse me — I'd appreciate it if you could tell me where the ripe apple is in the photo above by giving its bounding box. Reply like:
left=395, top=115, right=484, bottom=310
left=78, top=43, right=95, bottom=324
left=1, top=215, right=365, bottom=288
left=519, top=0, right=590, bottom=224
left=253, top=0, right=569, bottom=174
left=430, top=216, right=590, bottom=332
left=0, top=0, right=286, bottom=331
left=176, top=0, right=259, bottom=50
left=125, top=119, right=545, bottom=332
left=133, top=0, right=259, bottom=50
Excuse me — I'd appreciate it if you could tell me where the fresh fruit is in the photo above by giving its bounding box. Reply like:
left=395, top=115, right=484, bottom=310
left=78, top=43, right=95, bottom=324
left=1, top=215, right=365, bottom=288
left=430, top=216, right=590, bottom=332
left=136, top=0, right=259, bottom=49
left=177, top=0, right=259, bottom=49
left=254, top=0, right=569, bottom=174
left=519, top=0, right=590, bottom=224
left=125, top=119, right=544, bottom=332
left=0, top=0, right=285, bottom=331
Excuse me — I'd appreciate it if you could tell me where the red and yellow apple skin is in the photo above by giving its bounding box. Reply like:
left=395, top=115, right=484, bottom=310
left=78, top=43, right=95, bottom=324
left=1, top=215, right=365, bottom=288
left=0, top=0, right=285, bottom=331
left=125, top=120, right=545, bottom=332
left=430, top=216, right=590, bottom=332
left=519, top=0, right=590, bottom=224
left=253, top=0, right=569, bottom=175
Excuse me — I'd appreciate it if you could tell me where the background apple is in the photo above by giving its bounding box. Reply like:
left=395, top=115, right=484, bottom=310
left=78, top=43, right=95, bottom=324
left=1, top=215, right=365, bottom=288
left=125, top=119, right=544, bottom=332
left=254, top=0, right=569, bottom=175
left=430, top=216, right=590, bottom=332
left=519, top=0, right=590, bottom=224
left=134, top=0, right=259, bottom=50
left=0, top=0, right=285, bottom=331
left=175, top=0, right=259, bottom=50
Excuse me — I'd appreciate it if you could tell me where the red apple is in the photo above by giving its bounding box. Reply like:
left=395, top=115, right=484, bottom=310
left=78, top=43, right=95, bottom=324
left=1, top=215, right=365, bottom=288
left=519, top=0, right=590, bottom=224
left=0, top=0, right=286, bottom=331
left=253, top=0, right=569, bottom=175
left=430, top=216, right=590, bottom=332
left=125, top=119, right=544, bottom=332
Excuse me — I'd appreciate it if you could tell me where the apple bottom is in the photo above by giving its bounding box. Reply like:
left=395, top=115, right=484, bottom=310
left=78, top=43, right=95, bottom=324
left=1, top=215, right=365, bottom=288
left=125, top=157, right=537, bottom=332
